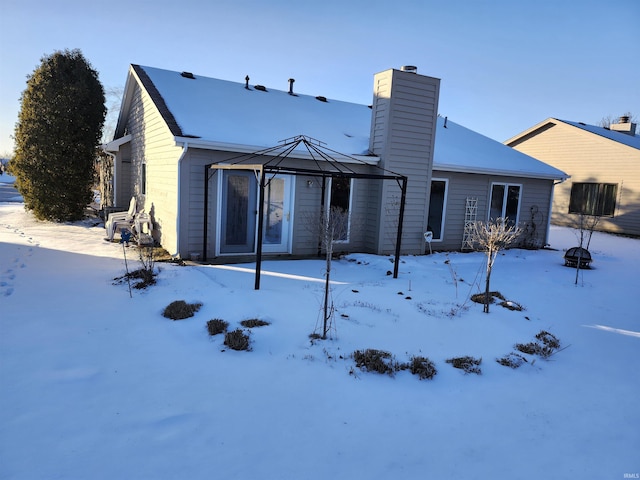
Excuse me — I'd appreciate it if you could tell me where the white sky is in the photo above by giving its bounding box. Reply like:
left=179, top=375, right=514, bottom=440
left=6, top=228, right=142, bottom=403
left=0, top=0, right=638, bottom=155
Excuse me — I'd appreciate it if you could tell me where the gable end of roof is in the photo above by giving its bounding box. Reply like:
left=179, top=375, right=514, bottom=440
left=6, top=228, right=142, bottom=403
left=505, top=122, right=555, bottom=147
left=132, top=64, right=188, bottom=138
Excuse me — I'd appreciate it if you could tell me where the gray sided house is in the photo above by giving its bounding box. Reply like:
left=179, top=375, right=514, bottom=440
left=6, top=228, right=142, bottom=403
left=105, top=65, right=567, bottom=260
left=506, top=117, right=640, bottom=237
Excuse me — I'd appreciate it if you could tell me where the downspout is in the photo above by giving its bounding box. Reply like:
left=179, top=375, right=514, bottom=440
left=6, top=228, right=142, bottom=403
left=175, top=142, right=189, bottom=258
left=547, top=177, right=568, bottom=246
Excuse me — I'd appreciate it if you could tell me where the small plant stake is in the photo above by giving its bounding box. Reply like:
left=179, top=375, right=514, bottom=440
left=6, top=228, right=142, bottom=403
left=120, top=229, right=133, bottom=298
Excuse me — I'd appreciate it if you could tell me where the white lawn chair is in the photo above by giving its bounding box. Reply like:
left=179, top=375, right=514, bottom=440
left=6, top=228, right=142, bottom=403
left=105, top=197, right=137, bottom=241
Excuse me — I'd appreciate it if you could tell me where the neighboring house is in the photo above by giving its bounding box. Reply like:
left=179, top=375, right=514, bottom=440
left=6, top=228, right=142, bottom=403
left=505, top=117, right=640, bottom=237
left=105, top=65, right=567, bottom=260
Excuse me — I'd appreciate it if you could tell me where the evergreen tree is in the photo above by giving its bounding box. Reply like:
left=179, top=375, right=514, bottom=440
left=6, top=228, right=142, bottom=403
left=12, top=49, right=106, bottom=221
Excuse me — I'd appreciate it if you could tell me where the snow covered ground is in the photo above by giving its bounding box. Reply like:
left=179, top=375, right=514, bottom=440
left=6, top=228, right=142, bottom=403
left=1, top=174, right=638, bottom=479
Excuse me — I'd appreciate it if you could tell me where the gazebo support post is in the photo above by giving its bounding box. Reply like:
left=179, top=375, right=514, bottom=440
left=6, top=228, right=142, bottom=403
left=254, top=168, right=266, bottom=290
left=393, top=176, right=408, bottom=279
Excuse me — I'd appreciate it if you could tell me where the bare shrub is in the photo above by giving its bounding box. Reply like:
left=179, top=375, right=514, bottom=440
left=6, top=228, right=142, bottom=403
left=162, top=300, right=202, bottom=320
left=224, top=329, right=251, bottom=351
left=206, top=319, right=228, bottom=336
left=446, top=356, right=482, bottom=375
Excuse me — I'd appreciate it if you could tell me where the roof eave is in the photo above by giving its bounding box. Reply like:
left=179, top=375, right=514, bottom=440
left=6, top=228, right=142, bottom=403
left=104, top=134, right=132, bottom=152
left=504, top=118, right=558, bottom=146
left=173, top=136, right=380, bottom=165
left=433, top=162, right=569, bottom=181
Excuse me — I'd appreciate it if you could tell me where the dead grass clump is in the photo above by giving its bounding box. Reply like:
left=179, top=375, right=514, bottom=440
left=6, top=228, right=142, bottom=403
left=514, top=342, right=539, bottom=355
left=206, top=318, right=228, bottom=336
left=353, top=349, right=396, bottom=376
left=497, top=352, right=528, bottom=369
left=112, top=268, right=156, bottom=289
left=470, top=291, right=505, bottom=304
left=498, top=301, right=524, bottom=311
left=162, top=300, right=202, bottom=320
left=240, top=318, right=270, bottom=328
left=515, top=330, right=561, bottom=359
left=406, top=356, right=437, bottom=380
left=446, top=356, right=482, bottom=375
left=536, top=330, right=560, bottom=350
left=224, top=329, right=251, bottom=351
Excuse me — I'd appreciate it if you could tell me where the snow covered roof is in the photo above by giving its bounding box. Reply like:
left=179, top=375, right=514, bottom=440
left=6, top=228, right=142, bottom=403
left=433, top=116, right=568, bottom=180
left=132, top=65, right=374, bottom=158
left=505, top=118, right=640, bottom=151
left=115, top=65, right=567, bottom=179
left=555, top=119, right=640, bottom=150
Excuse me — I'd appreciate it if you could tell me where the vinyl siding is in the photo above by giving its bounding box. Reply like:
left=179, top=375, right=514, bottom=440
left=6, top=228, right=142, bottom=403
left=369, top=69, right=440, bottom=254
left=509, top=122, right=640, bottom=236
left=432, top=170, right=555, bottom=251
left=124, top=82, right=184, bottom=255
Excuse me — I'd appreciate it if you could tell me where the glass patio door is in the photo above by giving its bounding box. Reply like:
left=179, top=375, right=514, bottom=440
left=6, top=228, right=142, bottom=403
left=220, top=170, right=258, bottom=254
left=262, top=175, right=292, bottom=253
left=219, top=171, right=292, bottom=255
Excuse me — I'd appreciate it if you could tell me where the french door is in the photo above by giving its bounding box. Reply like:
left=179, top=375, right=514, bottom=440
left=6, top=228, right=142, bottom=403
left=219, top=171, right=292, bottom=255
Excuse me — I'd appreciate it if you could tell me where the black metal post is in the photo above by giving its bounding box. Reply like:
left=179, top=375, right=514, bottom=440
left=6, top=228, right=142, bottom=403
left=255, top=168, right=266, bottom=290
left=393, top=176, right=408, bottom=279
left=203, top=166, right=210, bottom=260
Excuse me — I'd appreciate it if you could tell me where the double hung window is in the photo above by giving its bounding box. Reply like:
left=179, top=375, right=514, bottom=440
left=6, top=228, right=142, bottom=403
left=489, top=183, right=521, bottom=226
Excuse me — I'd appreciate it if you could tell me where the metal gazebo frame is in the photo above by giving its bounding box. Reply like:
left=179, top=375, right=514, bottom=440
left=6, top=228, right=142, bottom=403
left=203, top=135, right=408, bottom=290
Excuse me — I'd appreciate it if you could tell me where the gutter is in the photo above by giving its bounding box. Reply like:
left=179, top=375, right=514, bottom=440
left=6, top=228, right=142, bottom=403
left=175, top=141, right=189, bottom=258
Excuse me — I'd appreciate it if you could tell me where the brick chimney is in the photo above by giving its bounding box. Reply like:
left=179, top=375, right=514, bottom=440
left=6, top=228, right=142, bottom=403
left=609, top=116, right=637, bottom=136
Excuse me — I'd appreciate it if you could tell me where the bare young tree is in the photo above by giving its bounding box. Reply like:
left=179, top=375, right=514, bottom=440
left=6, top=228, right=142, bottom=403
left=571, top=213, right=600, bottom=285
left=102, top=86, right=124, bottom=144
left=303, top=205, right=350, bottom=339
left=471, top=218, right=522, bottom=313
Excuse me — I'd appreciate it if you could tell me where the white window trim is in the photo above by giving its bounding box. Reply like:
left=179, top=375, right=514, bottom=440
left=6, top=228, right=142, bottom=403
left=489, top=182, right=523, bottom=224
left=429, top=178, right=448, bottom=242
left=215, top=169, right=259, bottom=256
left=326, top=177, right=353, bottom=244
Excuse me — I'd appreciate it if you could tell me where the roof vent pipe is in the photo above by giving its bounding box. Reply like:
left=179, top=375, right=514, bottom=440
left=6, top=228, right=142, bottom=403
left=288, top=78, right=295, bottom=95
left=400, top=65, right=417, bottom=73
left=619, top=115, right=630, bottom=123
left=245, top=75, right=250, bottom=89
